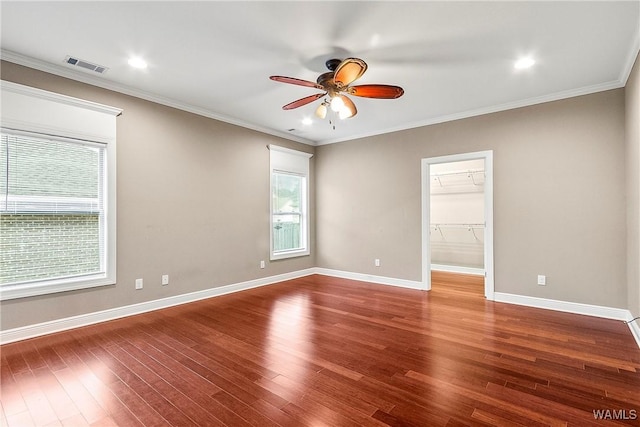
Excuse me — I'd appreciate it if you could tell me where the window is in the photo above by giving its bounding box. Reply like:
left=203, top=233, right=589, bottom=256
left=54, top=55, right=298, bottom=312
left=0, top=81, right=120, bottom=300
left=269, top=145, right=312, bottom=260
left=272, top=172, right=304, bottom=252
left=1, top=131, right=106, bottom=285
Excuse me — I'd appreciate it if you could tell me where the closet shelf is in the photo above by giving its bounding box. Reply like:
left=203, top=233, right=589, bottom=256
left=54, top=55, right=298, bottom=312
left=430, top=223, right=485, bottom=228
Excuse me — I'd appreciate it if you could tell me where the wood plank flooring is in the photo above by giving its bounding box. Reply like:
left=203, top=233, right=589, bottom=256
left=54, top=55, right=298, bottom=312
left=1, top=273, right=639, bottom=426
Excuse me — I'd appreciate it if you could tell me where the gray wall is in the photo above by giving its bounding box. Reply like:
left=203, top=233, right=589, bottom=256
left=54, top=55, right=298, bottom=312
left=316, top=88, right=627, bottom=308
left=1, top=54, right=636, bottom=331
left=627, top=53, right=640, bottom=319
left=0, top=61, right=316, bottom=330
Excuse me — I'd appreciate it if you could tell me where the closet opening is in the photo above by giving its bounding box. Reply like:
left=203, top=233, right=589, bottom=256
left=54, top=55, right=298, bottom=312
left=421, top=151, right=494, bottom=299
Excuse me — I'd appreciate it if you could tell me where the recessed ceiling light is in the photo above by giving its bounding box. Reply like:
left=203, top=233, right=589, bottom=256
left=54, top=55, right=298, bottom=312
left=128, top=56, right=147, bottom=69
left=514, top=57, right=535, bottom=70
left=301, top=117, right=313, bottom=126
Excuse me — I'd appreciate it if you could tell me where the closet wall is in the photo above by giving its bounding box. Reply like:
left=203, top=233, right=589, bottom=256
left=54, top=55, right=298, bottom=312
left=430, top=159, right=485, bottom=274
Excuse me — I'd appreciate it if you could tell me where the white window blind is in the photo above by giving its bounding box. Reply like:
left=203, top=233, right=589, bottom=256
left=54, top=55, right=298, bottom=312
left=1, top=132, right=104, bottom=213
left=0, top=130, right=107, bottom=286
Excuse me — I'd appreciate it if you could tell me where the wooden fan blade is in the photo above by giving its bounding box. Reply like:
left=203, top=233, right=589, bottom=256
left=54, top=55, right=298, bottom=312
left=333, top=58, right=368, bottom=88
left=270, top=76, right=324, bottom=90
left=282, top=93, right=325, bottom=110
left=339, top=95, right=357, bottom=118
left=348, top=84, right=404, bottom=99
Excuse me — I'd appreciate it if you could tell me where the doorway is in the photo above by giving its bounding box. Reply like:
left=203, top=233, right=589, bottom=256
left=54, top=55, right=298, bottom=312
left=421, top=151, right=494, bottom=299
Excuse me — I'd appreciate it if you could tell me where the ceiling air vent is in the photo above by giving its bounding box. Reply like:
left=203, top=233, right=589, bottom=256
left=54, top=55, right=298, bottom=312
left=64, top=56, right=108, bottom=74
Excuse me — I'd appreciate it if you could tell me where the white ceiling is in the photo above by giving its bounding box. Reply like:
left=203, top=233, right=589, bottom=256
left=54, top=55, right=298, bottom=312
left=1, top=1, right=639, bottom=146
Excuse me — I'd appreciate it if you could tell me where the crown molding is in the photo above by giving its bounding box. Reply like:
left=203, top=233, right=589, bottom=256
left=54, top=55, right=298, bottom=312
left=1, top=80, right=122, bottom=116
left=619, top=30, right=640, bottom=85
left=0, top=49, right=314, bottom=146
left=315, top=79, right=625, bottom=146
left=3, top=47, right=635, bottom=148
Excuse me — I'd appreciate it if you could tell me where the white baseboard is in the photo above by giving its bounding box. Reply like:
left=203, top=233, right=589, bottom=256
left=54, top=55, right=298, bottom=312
left=494, top=292, right=640, bottom=349
left=628, top=318, right=640, bottom=349
left=0, top=267, right=422, bottom=345
left=0, top=268, right=316, bottom=345
left=493, top=292, right=630, bottom=320
left=314, top=268, right=425, bottom=290
left=3, top=268, right=638, bottom=351
left=431, top=264, right=485, bottom=276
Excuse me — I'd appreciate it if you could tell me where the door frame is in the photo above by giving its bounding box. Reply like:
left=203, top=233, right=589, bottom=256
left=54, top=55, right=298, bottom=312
left=421, top=150, right=494, bottom=299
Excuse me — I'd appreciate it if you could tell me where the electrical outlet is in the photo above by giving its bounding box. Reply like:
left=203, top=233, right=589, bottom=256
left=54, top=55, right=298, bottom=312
left=162, top=274, right=169, bottom=286
left=375, top=259, right=381, bottom=267
left=135, top=278, right=143, bottom=290
left=260, top=260, right=265, bottom=269
left=537, top=275, right=546, bottom=286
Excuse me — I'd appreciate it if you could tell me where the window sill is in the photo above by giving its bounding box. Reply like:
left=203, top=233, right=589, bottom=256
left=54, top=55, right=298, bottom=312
left=0, top=275, right=115, bottom=301
left=270, top=249, right=310, bottom=261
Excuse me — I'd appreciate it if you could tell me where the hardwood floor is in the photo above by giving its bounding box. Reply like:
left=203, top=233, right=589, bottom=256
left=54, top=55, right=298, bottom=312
left=2, top=273, right=639, bottom=426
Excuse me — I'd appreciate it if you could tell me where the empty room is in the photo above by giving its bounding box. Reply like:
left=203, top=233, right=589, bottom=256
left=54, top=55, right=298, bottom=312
left=1, top=2, right=640, bottom=426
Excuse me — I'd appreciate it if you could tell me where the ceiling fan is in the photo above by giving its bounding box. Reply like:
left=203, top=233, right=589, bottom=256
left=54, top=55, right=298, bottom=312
left=269, top=57, right=404, bottom=120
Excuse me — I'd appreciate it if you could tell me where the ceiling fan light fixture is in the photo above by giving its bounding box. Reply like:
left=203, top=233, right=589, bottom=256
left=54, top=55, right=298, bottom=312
left=315, top=103, right=328, bottom=119
left=339, top=107, right=353, bottom=120
left=330, top=96, right=345, bottom=112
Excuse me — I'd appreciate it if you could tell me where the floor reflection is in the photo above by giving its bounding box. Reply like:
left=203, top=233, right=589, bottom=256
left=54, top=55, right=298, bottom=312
left=264, top=293, right=312, bottom=399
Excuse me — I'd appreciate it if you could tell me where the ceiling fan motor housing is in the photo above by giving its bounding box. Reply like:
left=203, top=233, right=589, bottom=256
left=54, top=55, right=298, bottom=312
left=325, top=58, right=342, bottom=71
left=317, top=72, right=337, bottom=92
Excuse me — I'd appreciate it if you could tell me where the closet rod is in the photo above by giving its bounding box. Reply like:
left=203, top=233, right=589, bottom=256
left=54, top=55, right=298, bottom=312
left=431, top=223, right=484, bottom=240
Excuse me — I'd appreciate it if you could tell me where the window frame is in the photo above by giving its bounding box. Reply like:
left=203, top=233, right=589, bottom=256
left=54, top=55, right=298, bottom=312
left=269, top=145, right=312, bottom=261
left=0, top=81, right=120, bottom=301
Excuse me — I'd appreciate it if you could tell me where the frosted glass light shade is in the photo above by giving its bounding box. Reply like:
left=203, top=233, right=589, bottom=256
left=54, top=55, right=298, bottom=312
left=315, top=103, right=327, bottom=119
left=330, top=96, right=345, bottom=112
